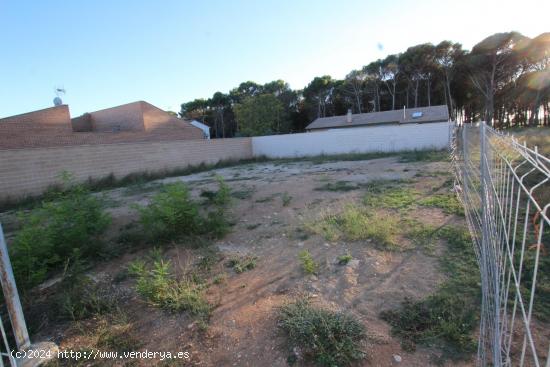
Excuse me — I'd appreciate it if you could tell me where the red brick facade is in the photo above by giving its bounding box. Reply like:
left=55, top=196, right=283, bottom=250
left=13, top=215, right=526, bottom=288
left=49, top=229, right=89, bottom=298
left=0, top=102, right=204, bottom=149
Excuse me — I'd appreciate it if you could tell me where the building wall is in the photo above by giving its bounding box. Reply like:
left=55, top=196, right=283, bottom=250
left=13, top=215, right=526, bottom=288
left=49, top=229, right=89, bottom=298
left=0, top=122, right=451, bottom=200
left=89, top=101, right=145, bottom=132
left=0, top=105, right=71, bottom=130
left=252, top=122, right=451, bottom=158
left=0, top=138, right=253, bottom=200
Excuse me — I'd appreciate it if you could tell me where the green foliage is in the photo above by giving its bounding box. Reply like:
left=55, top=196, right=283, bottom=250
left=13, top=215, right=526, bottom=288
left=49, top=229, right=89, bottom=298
left=381, top=226, right=480, bottom=360
left=279, top=298, right=366, bottom=366
left=381, top=294, right=477, bottom=356
left=298, top=250, right=318, bottom=275
left=136, top=177, right=231, bottom=244
left=306, top=206, right=400, bottom=250
left=363, top=181, right=418, bottom=209
left=281, top=192, right=292, bottom=206
left=10, top=180, right=111, bottom=289
left=234, top=94, right=289, bottom=136
left=226, top=256, right=257, bottom=273
left=129, top=259, right=211, bottom=320
left=315, top=181, right=360, bottom=192
left=58, top=258, right=119, bottom=321
left=419, top=193, right=464, bottom=216
left=96, top=320, right=141, bottom=353
left=399, top=150, right=449, bottom=163
left=337, top=253, right=353, bottom=265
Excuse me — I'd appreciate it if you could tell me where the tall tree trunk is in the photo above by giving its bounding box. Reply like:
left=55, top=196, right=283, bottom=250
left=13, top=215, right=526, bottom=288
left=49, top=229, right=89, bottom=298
left=414, top=80, right=419, bottom=108
left=427, top=79, right=431, bottom=107
left=445, top=74, right=454, bottom=121
left=392, top=83, right=396, bottom=110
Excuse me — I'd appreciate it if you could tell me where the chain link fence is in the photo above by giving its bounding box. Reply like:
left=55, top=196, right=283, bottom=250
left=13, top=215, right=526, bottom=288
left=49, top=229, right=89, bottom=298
left=452, top=122, right=550, bottom=366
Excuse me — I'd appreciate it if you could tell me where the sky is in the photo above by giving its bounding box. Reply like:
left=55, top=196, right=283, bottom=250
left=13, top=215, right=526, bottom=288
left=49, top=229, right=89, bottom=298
left=1, top=0, right=549, bottom=117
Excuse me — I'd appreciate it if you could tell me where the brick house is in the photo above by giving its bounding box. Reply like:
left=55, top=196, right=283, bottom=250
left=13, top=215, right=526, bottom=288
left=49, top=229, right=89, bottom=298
left=0, top=101, right=204, bottom=149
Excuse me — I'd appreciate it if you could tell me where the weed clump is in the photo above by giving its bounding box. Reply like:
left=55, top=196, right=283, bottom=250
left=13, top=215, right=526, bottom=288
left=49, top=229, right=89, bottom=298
left=337, top=253, right=353, bottom=265
left=279, top=298, right=366, bottom=366
left=10, top=177, right=111, bottom=289
left=226, top=256, right=257, bottom=273
left=306, top=206, right=400, bottom=250
left=128, top=259, right=211, bottom=321
left=298, top=250, right=318, bottom=275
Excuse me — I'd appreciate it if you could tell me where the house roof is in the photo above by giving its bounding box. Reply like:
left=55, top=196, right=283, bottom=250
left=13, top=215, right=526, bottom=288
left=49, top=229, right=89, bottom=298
left=305, top=105, right=449, bottom=130
left=190, top=120, right=210, bottom=130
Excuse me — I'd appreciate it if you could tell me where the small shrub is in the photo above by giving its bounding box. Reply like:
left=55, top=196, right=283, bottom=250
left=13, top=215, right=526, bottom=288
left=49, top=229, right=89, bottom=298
left=337, top=253, right=353, bottom=265
left=10, top=179, right=111, bottom=289
left=226, top=256, right=257, bottom=273
left=298, top=250, right=318, bottom=275
left=279, top=298, right=366, bottom=366
left=136, top=177, right=231, bottom=244
left=212, top=273, right=227, bottom=285
left=129, top=259, right=210, bottom=320
left=137, top=183, right=201, bottom=242
left=282, top=192, right=293, bottom=206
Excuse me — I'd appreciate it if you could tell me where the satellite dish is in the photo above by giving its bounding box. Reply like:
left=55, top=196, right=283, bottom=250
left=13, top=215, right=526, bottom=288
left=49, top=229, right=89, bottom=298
left=53, top=85, right=65, bottom=106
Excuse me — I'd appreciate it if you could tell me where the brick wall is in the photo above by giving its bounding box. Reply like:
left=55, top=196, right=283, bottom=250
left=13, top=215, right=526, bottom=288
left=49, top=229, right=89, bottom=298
left=0, top=105, right=71, bottom=130
left=0, top=138, right=253, bottom=200
left=0, top=102, right=204, bottom=149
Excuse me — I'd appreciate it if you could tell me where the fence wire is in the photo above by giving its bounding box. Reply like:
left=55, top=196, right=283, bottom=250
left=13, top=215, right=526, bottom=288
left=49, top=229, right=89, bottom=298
left=452, top=122, right=550, bottom=367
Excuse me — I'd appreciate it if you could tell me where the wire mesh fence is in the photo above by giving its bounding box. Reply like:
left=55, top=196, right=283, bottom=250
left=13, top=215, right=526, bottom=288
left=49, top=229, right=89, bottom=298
left=452, top=122, right=550, bottom=367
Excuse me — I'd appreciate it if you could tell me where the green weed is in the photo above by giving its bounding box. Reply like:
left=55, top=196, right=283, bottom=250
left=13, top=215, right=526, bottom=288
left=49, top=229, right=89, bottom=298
left=226, top=256, right=257, bottom=273
left=315, top=181, right=360, bottom=192
left=381, top=226, right=479, bottom=360
left=10, top=178, right=111, bottom=289
left=282, top=192, right=293, bottom=206
left=399, top=150, right=449, bottom=163
left=298, top=250, right=318, bottom=275
left=279, top=298, right=366, bottom=366
left=306, top=206, right=401, bottom=250
left=337, top=253, right=353, bottom=265
left=419, top=193, right=464, bottom=216
left=135, top=177, right=231, bottom=244
left=129, top=259, right=211, bottom=321
left=363, top=181, right=418, bottom=209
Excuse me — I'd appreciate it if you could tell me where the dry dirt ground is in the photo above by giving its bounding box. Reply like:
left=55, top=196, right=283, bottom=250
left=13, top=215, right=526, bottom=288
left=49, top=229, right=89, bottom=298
left=8, top=156, right=477, bottom=366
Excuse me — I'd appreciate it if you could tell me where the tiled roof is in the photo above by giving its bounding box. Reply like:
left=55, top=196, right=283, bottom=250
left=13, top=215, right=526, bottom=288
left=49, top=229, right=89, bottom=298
left=306, top=105, right=449, bottom=130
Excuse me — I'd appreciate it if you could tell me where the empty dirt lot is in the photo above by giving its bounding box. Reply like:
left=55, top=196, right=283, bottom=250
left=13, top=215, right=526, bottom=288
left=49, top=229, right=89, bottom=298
left=2, top=152, right=483, bottom=366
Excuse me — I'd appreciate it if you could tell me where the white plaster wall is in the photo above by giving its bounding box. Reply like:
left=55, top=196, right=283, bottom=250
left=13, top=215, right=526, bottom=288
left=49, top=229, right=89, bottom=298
left=251, top=122, right=451, bottom=158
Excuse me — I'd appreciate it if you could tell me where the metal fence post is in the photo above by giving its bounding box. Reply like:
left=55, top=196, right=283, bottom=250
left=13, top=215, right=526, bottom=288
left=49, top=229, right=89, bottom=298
left=0, top=224, right=30, bottom=351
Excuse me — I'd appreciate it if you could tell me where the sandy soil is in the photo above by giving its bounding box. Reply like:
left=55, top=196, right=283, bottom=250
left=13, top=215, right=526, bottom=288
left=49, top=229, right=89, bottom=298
left=12, top=156, right=478, bottom=366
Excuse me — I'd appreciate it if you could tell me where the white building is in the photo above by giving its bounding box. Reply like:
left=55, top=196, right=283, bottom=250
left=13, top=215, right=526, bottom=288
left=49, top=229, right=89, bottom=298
left=190, top=120, right=211, bottom=139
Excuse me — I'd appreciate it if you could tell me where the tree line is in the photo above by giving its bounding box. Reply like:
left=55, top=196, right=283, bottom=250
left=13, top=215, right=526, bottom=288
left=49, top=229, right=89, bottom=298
left=180, top=31, right=549, bottom=137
